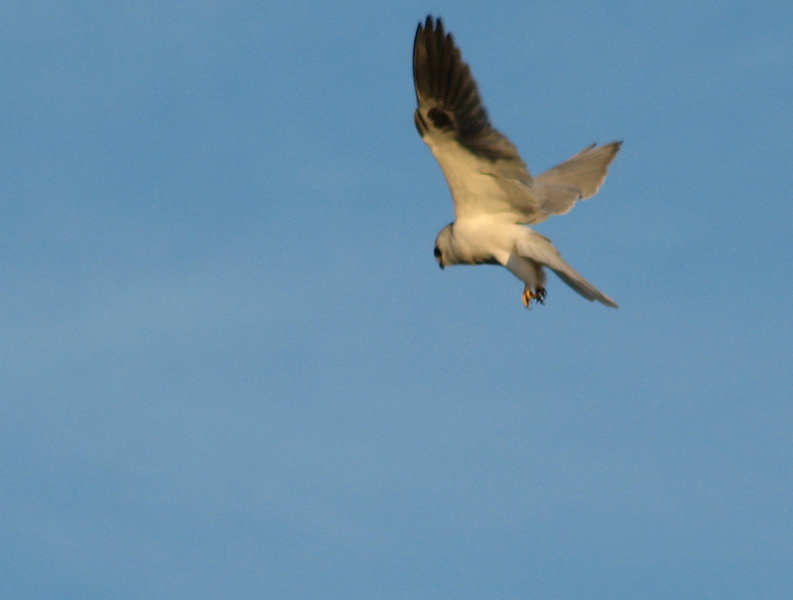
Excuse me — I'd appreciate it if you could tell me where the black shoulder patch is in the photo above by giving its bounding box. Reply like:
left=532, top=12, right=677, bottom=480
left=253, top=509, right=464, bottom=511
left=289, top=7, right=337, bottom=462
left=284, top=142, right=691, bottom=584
left=428, top=107, right=454, bottom=132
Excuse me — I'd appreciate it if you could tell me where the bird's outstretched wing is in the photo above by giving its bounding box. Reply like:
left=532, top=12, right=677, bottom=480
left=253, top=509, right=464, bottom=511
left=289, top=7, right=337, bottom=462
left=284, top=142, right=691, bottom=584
left=533, top=141, right=622, bottom=220
left=412, top=16, right=541, bottom=222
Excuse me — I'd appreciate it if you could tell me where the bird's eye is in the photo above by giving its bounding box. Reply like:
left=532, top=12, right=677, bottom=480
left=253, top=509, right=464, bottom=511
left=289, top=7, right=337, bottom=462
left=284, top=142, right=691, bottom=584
left=433, top=246, right=441, bottom=258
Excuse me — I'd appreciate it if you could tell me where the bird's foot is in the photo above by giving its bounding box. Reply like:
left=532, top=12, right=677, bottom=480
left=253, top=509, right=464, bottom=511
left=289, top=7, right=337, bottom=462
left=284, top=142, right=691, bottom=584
left=521, top=285, right=547, bottom=308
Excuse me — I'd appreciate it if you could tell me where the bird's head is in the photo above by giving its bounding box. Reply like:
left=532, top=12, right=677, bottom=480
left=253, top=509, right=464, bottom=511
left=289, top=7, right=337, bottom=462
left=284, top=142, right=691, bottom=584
left=433, top=224, right=454, bottom=269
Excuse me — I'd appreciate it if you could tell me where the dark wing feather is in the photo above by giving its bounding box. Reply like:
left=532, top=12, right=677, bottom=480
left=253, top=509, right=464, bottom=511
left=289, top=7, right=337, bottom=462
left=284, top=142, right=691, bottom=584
left=413, top=16, right=526, bottom=165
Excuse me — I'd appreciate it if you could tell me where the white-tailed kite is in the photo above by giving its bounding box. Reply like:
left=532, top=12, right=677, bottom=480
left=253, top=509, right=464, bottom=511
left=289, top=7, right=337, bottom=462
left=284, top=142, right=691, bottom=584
left=413, top=16, right=620, bottom=309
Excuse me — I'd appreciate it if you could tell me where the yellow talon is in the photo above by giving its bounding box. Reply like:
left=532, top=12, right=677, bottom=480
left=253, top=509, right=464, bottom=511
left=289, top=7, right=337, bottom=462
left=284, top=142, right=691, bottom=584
left=522, top=286, right=532, bottom=308
left=521, top=285, right=547, bottom=308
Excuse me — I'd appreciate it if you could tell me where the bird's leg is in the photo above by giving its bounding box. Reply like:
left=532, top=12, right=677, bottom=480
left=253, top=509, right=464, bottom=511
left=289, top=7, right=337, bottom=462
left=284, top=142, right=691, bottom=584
left=521, top=284, right=547, bottom=308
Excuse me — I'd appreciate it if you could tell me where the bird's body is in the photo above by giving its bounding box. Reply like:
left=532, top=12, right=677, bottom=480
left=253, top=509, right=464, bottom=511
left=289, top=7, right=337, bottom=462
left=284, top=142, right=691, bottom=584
left=413, top=16, right=621, bottom=308
left=434, top=218, right=527, bottom=267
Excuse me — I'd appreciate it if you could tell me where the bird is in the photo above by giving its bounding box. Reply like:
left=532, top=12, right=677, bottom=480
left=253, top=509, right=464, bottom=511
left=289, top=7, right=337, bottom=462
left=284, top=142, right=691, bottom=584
left=412, top=16, right=621, bottom=309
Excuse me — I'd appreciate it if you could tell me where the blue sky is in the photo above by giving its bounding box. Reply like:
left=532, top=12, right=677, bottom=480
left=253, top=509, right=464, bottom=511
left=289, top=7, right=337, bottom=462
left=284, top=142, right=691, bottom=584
left=2, top=1, right=791, bottom=598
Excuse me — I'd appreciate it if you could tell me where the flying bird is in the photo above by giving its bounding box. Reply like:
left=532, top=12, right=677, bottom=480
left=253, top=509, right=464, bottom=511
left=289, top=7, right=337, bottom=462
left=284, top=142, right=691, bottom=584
left=413, top=16, right=620, bottom=309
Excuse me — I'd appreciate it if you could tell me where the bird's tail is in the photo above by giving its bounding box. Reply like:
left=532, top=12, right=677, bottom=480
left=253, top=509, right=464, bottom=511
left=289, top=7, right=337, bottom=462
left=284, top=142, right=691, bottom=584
left=514, top=231, right=618, bottom=308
